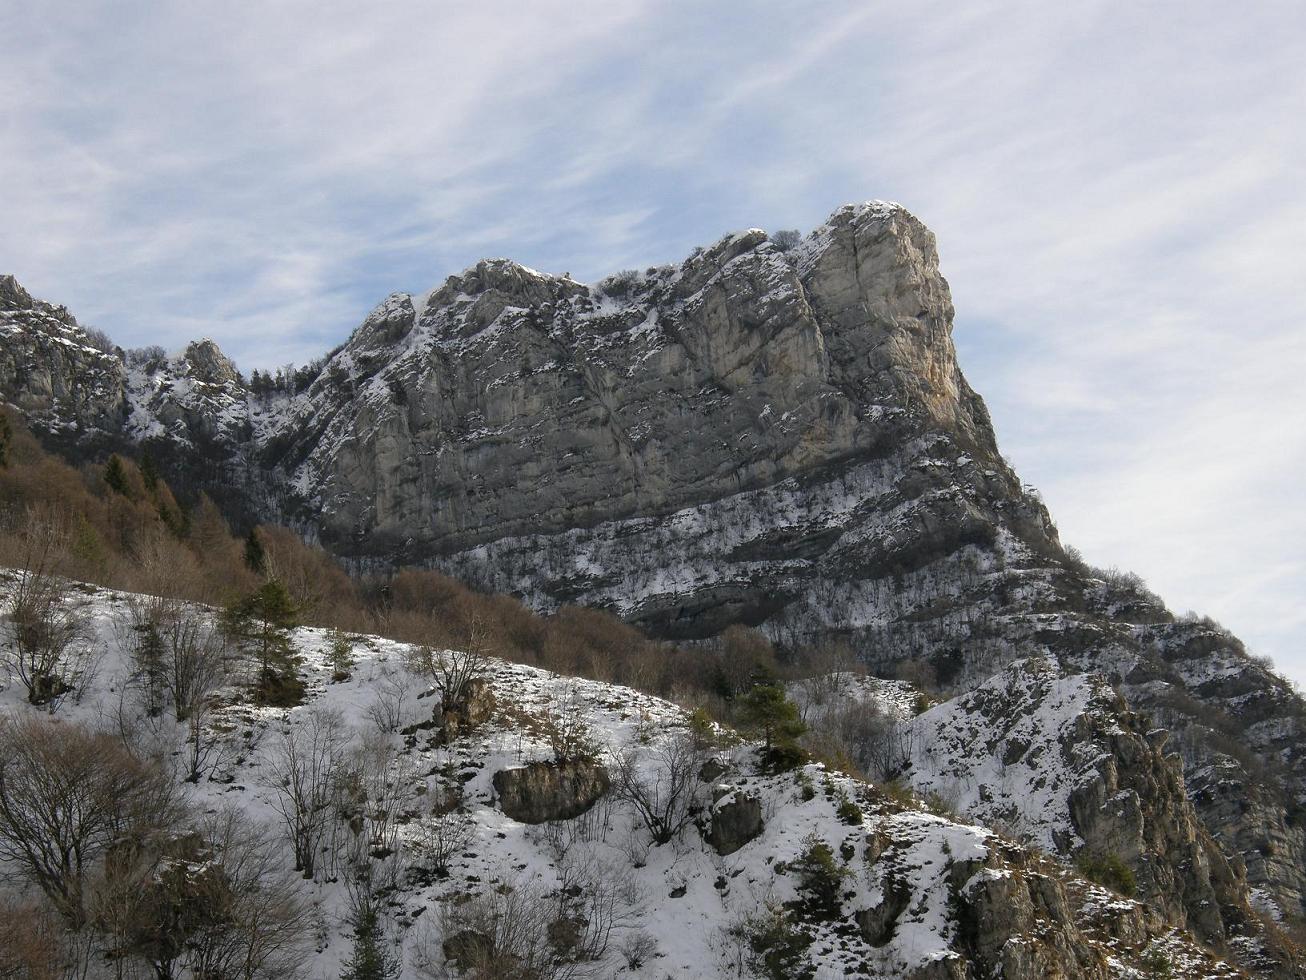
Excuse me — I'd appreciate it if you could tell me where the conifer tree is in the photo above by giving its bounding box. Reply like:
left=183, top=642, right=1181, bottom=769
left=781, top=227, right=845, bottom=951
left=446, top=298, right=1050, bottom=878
left=103, top=454, right=131, bottom=496
left=341, top=905, right=399, bottom=980
left=139, top=451, right=159, bottom=490
left=738, top=683, right=806, bottom=769
left=243, top=528, right=266, bottom=575
left=222, top=579, right=300, bottom=704
left=0, top=412, right=11, bottom=469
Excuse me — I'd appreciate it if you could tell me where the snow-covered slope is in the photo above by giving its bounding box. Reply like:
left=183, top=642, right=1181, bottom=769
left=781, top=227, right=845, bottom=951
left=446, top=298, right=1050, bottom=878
left=899, top=659, right=1253, bottom=943
left=0, top=577, right=1262, bottom=979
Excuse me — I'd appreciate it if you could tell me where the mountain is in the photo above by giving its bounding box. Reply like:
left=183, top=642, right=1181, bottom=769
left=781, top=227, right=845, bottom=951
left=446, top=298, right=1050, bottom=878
left=2, top=202, right=1304, bottom=953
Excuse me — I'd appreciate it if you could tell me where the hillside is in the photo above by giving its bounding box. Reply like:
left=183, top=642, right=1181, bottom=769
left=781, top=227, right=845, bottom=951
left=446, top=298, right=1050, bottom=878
left=0, top=575, right=1276, bottom=978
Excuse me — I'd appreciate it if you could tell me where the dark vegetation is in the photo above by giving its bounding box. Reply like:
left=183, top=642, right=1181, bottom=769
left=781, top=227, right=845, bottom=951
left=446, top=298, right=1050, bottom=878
left=0, top=408, right=817, bottom=746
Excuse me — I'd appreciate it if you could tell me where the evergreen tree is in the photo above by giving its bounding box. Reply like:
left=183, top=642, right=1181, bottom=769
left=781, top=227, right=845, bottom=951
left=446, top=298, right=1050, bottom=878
left=738, top=683, right=806, bottom=770
left=103, top=454, right=131, bottom=496
left=140, top=451, right=159, bottom=490
left=222, top=579, right=301, bottom=704
left=341, top=905, right=399, bottom=980
left=243, top=528, right=266, bottom=575
left=0, top=412, right=11, bottom=468
left=132, top=621, right=167, bottom=717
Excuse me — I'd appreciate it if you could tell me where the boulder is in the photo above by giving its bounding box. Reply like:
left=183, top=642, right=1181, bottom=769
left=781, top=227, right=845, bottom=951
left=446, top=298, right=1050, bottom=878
left=492, top=759, right=609, bottom=824
left=707, top=789, right=763, bottom=855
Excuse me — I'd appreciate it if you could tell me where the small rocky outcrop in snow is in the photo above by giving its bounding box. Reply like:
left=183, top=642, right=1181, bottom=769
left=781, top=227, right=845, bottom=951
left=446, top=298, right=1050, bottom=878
left=491, top=758, right=610, bottom=824
left=706, top=787, right=763, bottom=855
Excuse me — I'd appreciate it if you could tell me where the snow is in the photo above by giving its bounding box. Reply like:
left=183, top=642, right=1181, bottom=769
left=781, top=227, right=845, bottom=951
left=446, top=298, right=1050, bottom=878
left=901, top=659, right=1117, bottom=853
left=0, top=576, right=1032, bottom=979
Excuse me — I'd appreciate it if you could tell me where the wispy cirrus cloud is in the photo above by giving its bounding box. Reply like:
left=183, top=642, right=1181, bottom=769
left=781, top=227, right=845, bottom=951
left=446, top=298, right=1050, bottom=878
left=2, top=1, right=1303, bottom=680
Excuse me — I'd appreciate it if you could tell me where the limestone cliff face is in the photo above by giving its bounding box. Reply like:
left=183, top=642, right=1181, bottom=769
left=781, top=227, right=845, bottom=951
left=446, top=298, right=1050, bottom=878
left=265, top=202, right=1011, bottom=563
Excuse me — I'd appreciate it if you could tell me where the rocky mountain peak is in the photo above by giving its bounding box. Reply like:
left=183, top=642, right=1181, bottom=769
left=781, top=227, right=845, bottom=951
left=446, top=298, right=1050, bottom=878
left=0, top=274, right=35, bottom=311
left=180, top=338, right=241, bottom=387
left=5, top=206, right=1306, bottom=950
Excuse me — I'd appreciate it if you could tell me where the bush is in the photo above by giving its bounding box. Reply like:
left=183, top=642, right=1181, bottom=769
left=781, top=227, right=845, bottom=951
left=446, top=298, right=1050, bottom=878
left=599, top=269, right=640, bottom=298
left=1075, top=850, right=1137, bottom=898
left=723, top=901, right=813, bottom=980
left=771, top=229, right=801, bottom=252
left=790, top=834, right=851, bottom=914
left=835, top=795, right=864, bottom=826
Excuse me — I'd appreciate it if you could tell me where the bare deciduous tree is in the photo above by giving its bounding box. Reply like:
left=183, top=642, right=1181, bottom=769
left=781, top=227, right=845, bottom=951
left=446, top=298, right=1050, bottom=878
left=262, top=707, right=351, bottom=879
left=415, top=782, right=474, bottom=878
left=610, top=729, right=708, bottom=845
left=407, top=611, right=493, bottom=713
left=3, top=513, right=90, bottom=708
left=186, top=806, right=310, bottom=979
left=0, top=716, right=180, bottom=926
left=541, top=684, right=598, bottom=762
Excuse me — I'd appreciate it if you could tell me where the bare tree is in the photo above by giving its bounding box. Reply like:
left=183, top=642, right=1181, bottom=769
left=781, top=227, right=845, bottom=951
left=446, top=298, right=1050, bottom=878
left=541, top=684, right=598, bottom=762
left=364, top=668, right=414, bottom=734
left=0, top=716, right=180, bottom=926
left=408, top=611, right=493, bottom=713
left=0, top=894, right=85, bottom=979
left=610, top=729, right=708, bottom=845
left=119, top=596, right=226, bottom=722
left=162, top=604, right=226, bottom=722
left=186, top=806, right=310, bottom=980
left=429, top=884, right=593, bottom=980
left=414, top=782, right=475, bottom=877
left=261, top=707, right=351, bottom=879
left=3, top=513, right=90, bottom=707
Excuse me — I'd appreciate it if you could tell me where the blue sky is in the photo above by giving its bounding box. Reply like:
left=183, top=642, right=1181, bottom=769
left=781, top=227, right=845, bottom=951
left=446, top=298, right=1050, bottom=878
left=3, top=2, right=1303, bottom=683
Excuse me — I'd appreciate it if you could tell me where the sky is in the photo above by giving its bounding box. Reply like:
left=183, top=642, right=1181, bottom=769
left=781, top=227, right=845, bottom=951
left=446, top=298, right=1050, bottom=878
left=2, top=1, right=1303, bottom=683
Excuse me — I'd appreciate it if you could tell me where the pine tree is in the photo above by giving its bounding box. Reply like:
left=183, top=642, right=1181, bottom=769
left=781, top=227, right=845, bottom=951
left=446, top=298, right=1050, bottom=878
left=243, top=528, right=266, bottom=575
left=103, top=454, right=131, bottom=496
left=140, top=451, right=159, bottom=490
left=341, top=905, right=399, bottom=980
left=222, top=579, right=301, bottom=704
left=738, top=683, right=806, bottom=770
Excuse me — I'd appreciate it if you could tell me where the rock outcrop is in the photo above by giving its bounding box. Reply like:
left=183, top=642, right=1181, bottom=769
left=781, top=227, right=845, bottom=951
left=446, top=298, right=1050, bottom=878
left=0, top=273, right=126, bottom=441
left=706, top=787, right=763, bottom=855
left=900, top=659, right=1253, bottom=945
left=491, top=759, right=610, bottom=823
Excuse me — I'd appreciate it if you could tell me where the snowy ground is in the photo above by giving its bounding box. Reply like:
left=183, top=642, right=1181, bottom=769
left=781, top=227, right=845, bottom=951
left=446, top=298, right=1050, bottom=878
left=0, top=578, right=1242, bottom=978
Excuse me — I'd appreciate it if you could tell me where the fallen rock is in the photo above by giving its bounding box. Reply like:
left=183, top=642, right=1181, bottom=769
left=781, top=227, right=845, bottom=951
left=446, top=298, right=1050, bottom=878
left=492, top=759, right=609, bottom=824
left=707, top=789, right=763, bottom=855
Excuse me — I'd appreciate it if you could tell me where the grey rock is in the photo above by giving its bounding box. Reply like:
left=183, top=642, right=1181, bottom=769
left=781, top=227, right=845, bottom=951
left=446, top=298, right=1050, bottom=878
left=707, top=789, right=763, bottom=855
left=491, top=759, right=609, bottom=824
left=3, top=200, right=1305, bottom=931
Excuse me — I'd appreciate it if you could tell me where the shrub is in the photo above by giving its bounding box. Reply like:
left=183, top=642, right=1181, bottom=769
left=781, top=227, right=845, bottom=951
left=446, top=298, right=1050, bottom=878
left=771, top=229, right=801, bottom=252
left=835, top=795, right=864, bottom=825
left=1075, top=850, right=1137, bottom=898
left=790, top=834, right=851, bottom=914
left=599, top=269, right=640, bottom=298
left=723, top=901, right=813, bottom=980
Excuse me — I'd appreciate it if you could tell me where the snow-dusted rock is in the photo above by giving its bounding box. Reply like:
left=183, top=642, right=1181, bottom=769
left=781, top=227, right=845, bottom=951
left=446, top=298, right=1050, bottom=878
left=491, top=758, right=610, bottom=824
left=4, top=201, right=1306, bottom=926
